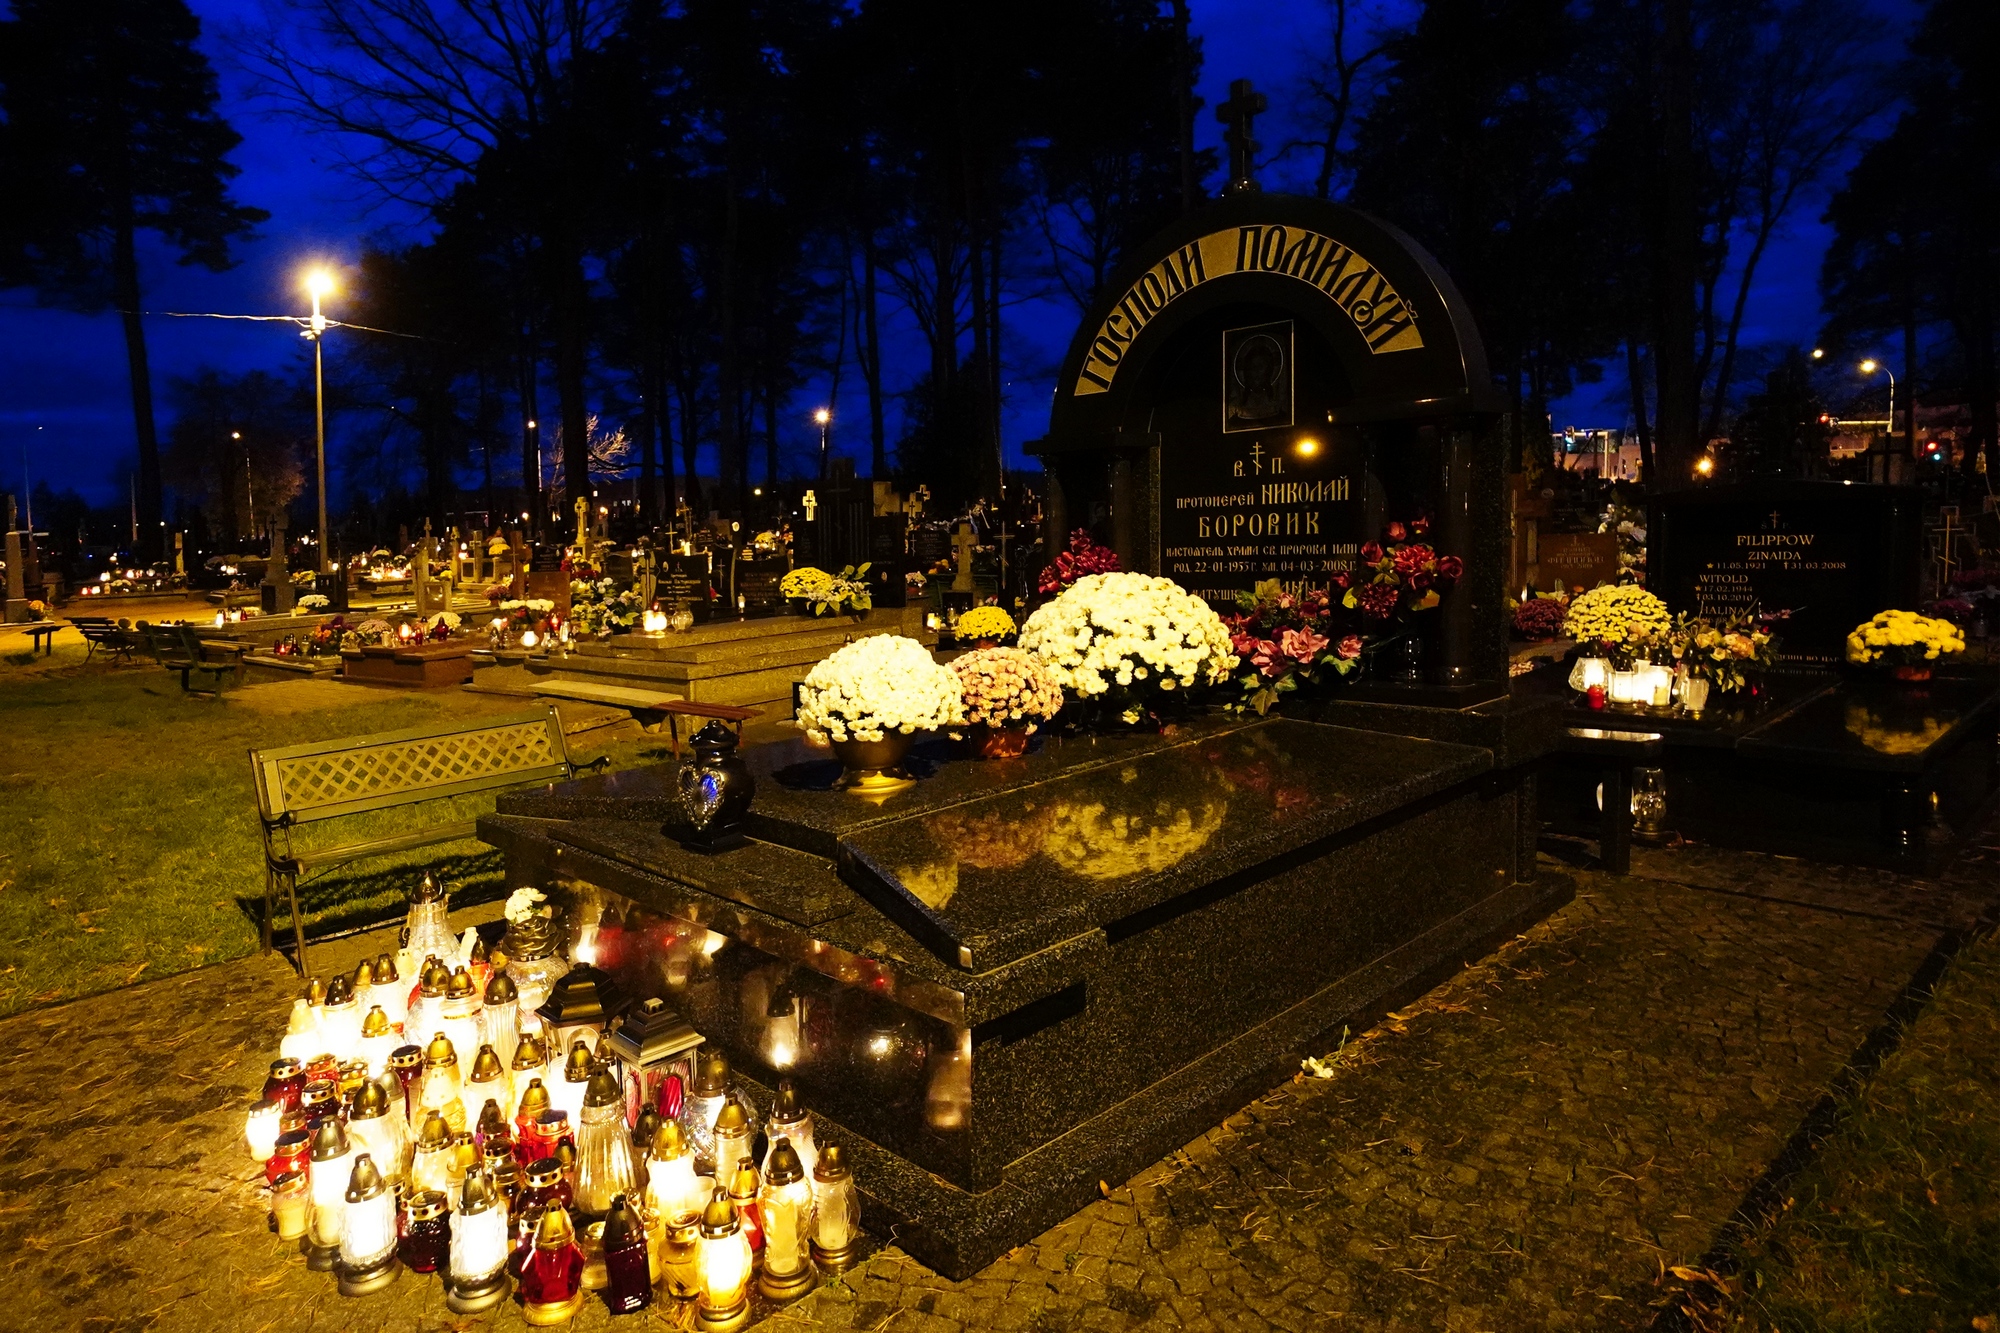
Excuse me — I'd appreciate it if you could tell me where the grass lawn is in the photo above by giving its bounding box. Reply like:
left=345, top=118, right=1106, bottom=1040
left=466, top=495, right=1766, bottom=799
left=0, top=642, right=657, bottom=1016
left=1720, top=924, right=2000, bottom=1332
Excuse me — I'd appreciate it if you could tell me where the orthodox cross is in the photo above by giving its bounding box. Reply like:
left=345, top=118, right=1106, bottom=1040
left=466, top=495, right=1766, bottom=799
left=951, top=521, right=979, bottom=593
left=1216, top=79, right=1266, bottom=195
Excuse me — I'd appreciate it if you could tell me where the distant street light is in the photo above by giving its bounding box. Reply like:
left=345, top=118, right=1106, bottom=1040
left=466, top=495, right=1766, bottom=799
left=1858, top=359, right=1894, bottom=443
left=814, top=407, right=832, bottom=479
left=1695, top=455, right=1715, bottom=478
left=302, top=268, right=336, bottom=574
left=1810, top=347, right=1824, bottom=360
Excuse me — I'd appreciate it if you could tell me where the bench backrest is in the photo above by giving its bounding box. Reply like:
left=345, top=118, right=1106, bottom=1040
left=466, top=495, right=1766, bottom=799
left=138, top=621, right=188, bottom=663
left=251, top=704, right=573, bottom=826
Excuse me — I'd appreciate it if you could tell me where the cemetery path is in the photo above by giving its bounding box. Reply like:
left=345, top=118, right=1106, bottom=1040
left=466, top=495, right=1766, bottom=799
left=0, top=827, right=1992, bottom=1333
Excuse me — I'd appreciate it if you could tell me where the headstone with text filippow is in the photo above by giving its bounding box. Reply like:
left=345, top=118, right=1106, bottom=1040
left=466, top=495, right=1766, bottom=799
left=738, top=554, right=789, bottom=618
left=1650, top=481, right=1922, bottom=666
left=659, top=552, right=713, bottom=623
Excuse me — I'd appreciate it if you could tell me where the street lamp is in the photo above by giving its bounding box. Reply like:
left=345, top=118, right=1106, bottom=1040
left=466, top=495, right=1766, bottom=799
left=1858, top=359, right=1894, bottom=441
left=302, top=269, right=336, bottom=574
left=1810, top=347, right=1824, bottom=360
left=813, top=408, right=831, bottom=479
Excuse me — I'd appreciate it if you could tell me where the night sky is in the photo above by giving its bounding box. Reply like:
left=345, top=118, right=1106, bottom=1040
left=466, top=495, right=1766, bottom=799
left=0, top=0, right=1916, bottom=510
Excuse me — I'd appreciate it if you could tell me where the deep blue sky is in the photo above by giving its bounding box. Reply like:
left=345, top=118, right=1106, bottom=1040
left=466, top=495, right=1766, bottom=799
left=0, top=0, right=1915, bottom=510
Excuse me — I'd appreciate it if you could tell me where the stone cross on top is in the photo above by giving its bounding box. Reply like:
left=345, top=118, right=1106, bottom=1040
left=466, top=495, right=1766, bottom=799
left=951, top=520, right=979, bottom=593
left=574, top=496, right=590, bottom=549
left=1216, top=78, right=1266, bottom=195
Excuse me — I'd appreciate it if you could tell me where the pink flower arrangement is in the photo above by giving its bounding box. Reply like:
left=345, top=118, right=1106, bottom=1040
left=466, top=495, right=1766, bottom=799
left=950, top=647, right=1066, bottom=734
left=1036, top=530, right=1122, bottom=595
left=1224, top=581, right=1361, bottom=714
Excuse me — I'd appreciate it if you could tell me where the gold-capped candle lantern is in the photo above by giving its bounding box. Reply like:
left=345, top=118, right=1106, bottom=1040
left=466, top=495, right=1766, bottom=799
left=600, top=1194, right=652, bottom=1314
left=711, top=1101, right=755, bottom=1187
left=514, top=1078, right=553, bottom=1152
left=482, top=1135, right=521, bottom=1215
left=632, top=1106, right=663, bottom=1176
left=575, top=1071, right=638, bottom=1219
left=680, top=1053, right=732, bottom=1173
left=365, top=954, right=407, bottom=1034
left=346, top=1080, right=409, bottom=1184
left=519, top=1204, right=587, bottom=1327
left=552, top=1039, right=595, bottom=1127
left=445, top=1170, right=513, bottom=1313
left=278, top=997, right=321, bottom=1063
left=317, top=968, right=362, bottom=1061
left=727, top=1163, right=763, bottom=1254
left=475, top=1098, right=509, bottom=1146
left=404, top=871, right=458, bottom=967
left=694, top=1193, right=754, bottom=1333
left=645, top=1119, right=708, bottom=1230
left=604, top=996, right=702, bottom=1131
left=411, top=1110, right=457, bottom=1204
left=757, top=1141, right=817, bottom=1303
left=442, top=967, right=484, bottom=1062
left=305, top=1118, right=353, bottom=1270
left=481, top=971, right=521, bottom=1072
left=337, top=1153, right=402, bottom=1296
left=764, top=1078, right=817, bottom=1177
left=406, top=957, right=452, bottom=1048
left=418, top=1033, right=468, bottom=1134
left=510, top=1030, right=551, bottom=1093
left=810, top=1144, right=859, bottom=1273
left=245, top=1098, right=283, bottom=1163
left=534, top=963, right=627, bottom=1065
left=356, top=1006, right=398, bottom=1080
left=462, top=1045, right=512, bottom=1131
left=387, top=1044, right=425, bottom=1122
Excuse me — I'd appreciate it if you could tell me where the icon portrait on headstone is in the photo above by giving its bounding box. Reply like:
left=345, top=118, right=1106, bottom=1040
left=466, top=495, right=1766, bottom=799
left=1223, top=320, right=1293, bottom=433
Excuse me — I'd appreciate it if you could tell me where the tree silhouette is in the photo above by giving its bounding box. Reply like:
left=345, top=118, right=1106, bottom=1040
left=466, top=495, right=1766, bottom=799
left=0, top=0, right=265, bottom=558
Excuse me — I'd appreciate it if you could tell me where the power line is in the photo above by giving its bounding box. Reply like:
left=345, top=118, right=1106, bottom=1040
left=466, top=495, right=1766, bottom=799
left=125, top=309, right=431, bottom=339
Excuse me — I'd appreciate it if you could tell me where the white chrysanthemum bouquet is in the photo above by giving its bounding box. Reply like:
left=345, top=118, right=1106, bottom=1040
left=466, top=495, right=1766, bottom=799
left=796, top=635, right=963, bottom=744
left=1018, top=573, right=1237, bottom=723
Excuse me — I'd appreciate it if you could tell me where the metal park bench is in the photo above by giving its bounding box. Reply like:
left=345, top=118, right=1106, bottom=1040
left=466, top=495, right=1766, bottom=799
left=71, top=616, right=143, bottom=665
left=250, top=704, right=605, bottom=973
left=139, top=621, right=247, bottom=695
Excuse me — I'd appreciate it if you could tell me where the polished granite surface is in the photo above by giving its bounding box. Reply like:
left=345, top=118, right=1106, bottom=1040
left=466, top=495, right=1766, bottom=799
left=839, top=719, right=1493, bottom=970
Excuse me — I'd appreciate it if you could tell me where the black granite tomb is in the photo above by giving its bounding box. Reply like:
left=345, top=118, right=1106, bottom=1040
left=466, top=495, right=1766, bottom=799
left=658, top=552, right=713, bottom=623
left=737, top=554, right=788, bottom=618
left=1650, top=480, right=1923, bottom=665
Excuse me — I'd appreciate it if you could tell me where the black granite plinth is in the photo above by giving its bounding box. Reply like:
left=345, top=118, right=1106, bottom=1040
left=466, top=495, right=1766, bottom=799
left=480, top=712, right=1563, bottom=1277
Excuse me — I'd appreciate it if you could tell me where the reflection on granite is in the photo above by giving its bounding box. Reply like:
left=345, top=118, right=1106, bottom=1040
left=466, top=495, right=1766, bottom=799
left=1747, top=675, right=2000, bottom=770
left=840, top=719, right=1492, bottom=971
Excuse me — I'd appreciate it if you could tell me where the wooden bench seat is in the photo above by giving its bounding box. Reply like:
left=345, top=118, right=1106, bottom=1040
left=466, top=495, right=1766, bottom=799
left=528, top=679, right=758, bottom=755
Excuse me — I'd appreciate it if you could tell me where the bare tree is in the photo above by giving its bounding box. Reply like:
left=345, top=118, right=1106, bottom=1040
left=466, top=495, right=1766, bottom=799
left=1281, top=0, right=1399, bottom=201
left=235, top=0, right=621, bottom=523
left=1698, top=0, right=1878, bottom=442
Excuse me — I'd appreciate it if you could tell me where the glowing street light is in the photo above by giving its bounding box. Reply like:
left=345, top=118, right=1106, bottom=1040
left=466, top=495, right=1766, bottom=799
left=300, top=268, right=337, bottom=574
left=814, top=407, right=832, bottom=479
left=1694, top=455, right=1715, bottom=478
left=1810, top=347, right=1824, bottom=360
left=1857, top=358, right=1894, bottom=444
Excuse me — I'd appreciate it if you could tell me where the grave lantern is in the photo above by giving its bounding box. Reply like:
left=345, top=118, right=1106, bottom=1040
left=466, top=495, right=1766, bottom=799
left=244, top=1098, right=283, bottom=1163
left=345, top=1080, right=408, bottom=1185
left=518, top=1205, right=586, bottom=1327
left=763, top=1079, right=817, bottom=1177
left=417, top=1033, right=467, bottom=1133
left=404, top=872, right=457, bottom=966
left=304, top=1118, right=353, bottom=1271
left=534, top=963, right=626, bottom=1061
left=809, top=1144, right=859, bottom=1274
left=355, top=1007, right=398, bottom=1080
left=694, top=1195, right=754, bottom=1333
left=270, top=1170, right=310, bottom=1242
left=260, top=1057, right=306, bottom=1112
left=462, top=1045, right=511, bottom=1131
left=756, top=1141, right=817, bottom=1303
left=604, top=997, right=702, bottom=1129
left=711, top=1101, right=755, bottom=1187
left=600, top=1194, right=653, bottom=1314
left=552, top=1040, right=595, bottom=1126
left=336, top=1154, right=402, bottom=1296
left=480, top=971, right=521, bottom=1072
left=445, top=1170, right=513, bottom=1314
left=574, top=1071, right=639, bottom=1219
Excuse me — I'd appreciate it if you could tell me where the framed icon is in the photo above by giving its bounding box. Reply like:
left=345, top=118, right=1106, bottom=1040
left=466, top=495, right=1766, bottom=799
left=1222, top=320, right=1293, bottom=434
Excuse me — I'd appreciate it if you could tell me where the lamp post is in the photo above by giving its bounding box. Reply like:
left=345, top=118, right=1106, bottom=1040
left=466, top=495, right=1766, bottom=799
left=304, top=271, right=335, bottom=574
left=1859, top=359, right=1895, bottom=448
left=814, top=408, right=831, bottom=480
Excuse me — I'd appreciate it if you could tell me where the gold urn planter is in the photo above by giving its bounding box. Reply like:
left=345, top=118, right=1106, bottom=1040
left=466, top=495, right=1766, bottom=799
left=831, top=734, right=918, bottom=795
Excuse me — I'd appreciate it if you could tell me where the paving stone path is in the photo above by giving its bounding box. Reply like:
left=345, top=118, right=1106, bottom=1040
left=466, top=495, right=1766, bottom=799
left=3, top=826, right=1992, bottom=1333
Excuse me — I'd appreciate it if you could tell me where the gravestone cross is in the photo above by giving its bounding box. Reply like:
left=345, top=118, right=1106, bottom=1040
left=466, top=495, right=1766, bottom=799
left=802, top=490, right=818, bottom=523
left=1216, top=79, right=1266, bottom=195
left=574, top=496, right=590, bottom=551
left=951, top=521, right=979, bottom=593
left=634, top=543, right=658, bottom=608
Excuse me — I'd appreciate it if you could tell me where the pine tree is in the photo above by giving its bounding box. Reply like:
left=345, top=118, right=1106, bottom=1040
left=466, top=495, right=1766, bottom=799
left=0, top=0, right=265, bottom=558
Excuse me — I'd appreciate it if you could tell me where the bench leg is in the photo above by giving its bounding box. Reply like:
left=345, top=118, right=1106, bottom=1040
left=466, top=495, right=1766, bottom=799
left=1600, top=765, right=1631, bottom=875
left=283, top=870, right=309, bottom=976
left=260, top=866, right=276, bottom=955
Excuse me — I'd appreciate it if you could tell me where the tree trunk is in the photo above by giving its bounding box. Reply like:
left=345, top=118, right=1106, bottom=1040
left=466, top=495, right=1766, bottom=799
left=1170, top=0, right=1196, bottom=212
left=112, top=209, right=163, bottom=559
left=519, top=340, right=542, bottom=536
left=1701, top=219, right=1777, bottom=446
left=1652, top=0, right=1701, bottom=490
left=676, top=372, right=703, bottom=514
left=553, top=244, right=591, bottom=534
left=1625, top=333, right=1656, bottom=484
left=862, top=232, right=887, bottom=479
left=717, top=155, right=744, bottom=514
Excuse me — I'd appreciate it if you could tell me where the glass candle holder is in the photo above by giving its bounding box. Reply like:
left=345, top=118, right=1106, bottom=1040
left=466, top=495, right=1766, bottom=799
left=337, top=1154, right=402, bottom=1297
left=481, top=972, right=521, bottom=1073
left=306, top=1120, right=353, bottom=1271
left=519, top=1157, right=574, bottom=1218
left=356, top=1007, right=398, bottom=1080
left=387, top=1045, right=425, bottom=1121
left=574, top=1072, right=638, bottom=1219
left=267, top=1128, right=312, bottom=1188
left=364, top=954, right=407, bottom=1035
left=695, top=1196, right=753, bottom=1333
left=417, top=1033, right=467, bottom=1135
left=763, top=1079, right=818, bottom=1177
left=756, top=1141, right=817, bottom=1303
left=710, top=1101, right=755, bottom=1187
left=399, top=1190, right=450, bottom=1273
left=810, top=1144, right=859, bottom=1273
left=271, top=1169, right=311, bottom=1242
left=410, top=1112, right=457, bottom=1206
left=445, top=1171, right=513, bottom=1314
left=404, top=871, right=458, bottom=968
left=346, top=1081, right=409, bottom=1184
left=518, top=1205, right=586, bottom=1327
left=600, top=1195, right=652, bottom=1314
left=245, top=1098, right=283, bottom=1164
left=261, top=1057, right=307, bottom=1112
left=645, top=1120, right=707, bottom=1228
left=462, top=1045, right=512, bottom=1133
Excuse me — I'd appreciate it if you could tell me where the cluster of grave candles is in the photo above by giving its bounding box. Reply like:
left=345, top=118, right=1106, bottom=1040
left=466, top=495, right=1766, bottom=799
left=245, top=944, right=858, bottom=1330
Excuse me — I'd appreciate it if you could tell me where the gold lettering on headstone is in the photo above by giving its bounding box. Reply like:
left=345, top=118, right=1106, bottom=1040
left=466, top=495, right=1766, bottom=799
left=1072, top=226, right=1424, bottom=396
